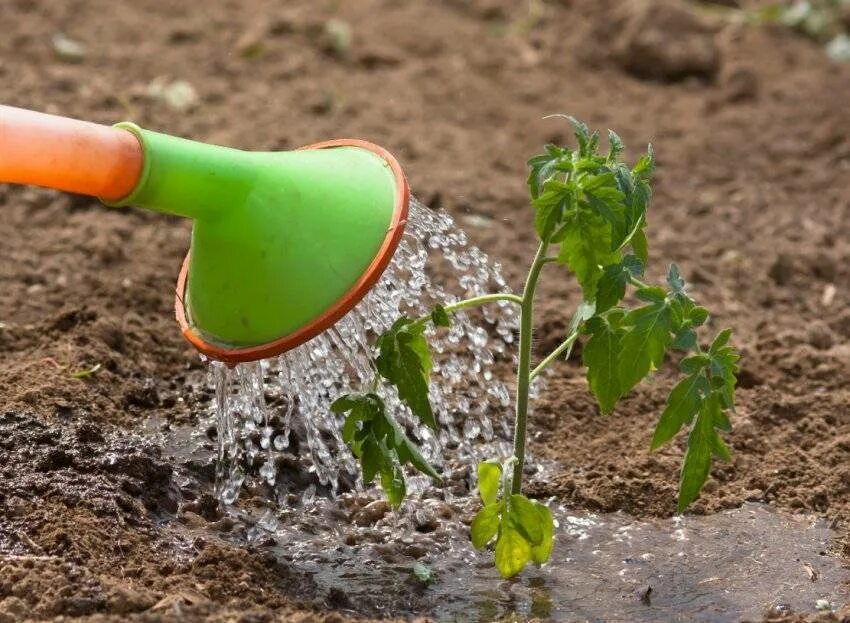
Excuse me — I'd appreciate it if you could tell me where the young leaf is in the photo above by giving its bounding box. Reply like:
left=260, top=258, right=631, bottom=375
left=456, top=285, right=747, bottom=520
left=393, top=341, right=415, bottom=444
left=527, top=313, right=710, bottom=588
left=618, top=299, right=673, bottom=394
left=495, top=524, right=532, bottom=579
left=667, top=264, right=685, bottom=294
left=376, top=318, right=436, bottom=429
left=607, top=129, right=624, bottom=161
left=509, top=494, right=544, bottom=545
left=431, top=304, right=451, bottom=327
left=532, top=180, right=572, bottom=240
left=527, top=145, right=568, bottom=199
left=471, top=503, right=501, bottom=548
left=529, top=503, right=554, bottom=565
left=583, top=314, right=624, bottom=414
left=477, top=461, right=502, bottom=506
left=566, top=115, right=591, bottom=156
left=633, top=144, right=655, bottom=179
left=556, top=207, right=620, bottom=302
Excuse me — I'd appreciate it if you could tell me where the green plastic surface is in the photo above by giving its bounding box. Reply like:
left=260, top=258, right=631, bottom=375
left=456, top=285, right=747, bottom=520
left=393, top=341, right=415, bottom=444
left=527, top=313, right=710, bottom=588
left=112, top=124, right=397, bottom=347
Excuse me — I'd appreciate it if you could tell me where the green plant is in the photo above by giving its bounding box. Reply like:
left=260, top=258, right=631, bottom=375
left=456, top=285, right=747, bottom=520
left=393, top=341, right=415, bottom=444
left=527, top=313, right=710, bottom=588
left=331, top=116, right=739, bottom=579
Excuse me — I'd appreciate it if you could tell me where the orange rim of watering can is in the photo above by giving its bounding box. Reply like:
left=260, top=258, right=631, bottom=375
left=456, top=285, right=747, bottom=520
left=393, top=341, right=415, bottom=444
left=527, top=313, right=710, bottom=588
left=174, top=138, right=410, bottom=365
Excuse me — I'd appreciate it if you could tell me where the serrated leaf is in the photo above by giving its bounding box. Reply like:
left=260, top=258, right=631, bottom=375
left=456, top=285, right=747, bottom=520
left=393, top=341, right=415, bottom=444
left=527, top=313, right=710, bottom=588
left=556, top=206, right=619, bottom=301
left=376, top=318, right=436, bottom=429
left=471, top=503, right=501, bottom=548
left=633, top=144, right=655, bottom=179
left=709, top=328, right=733, bottom=354
left=667, top=264, right=685, bottom=294
left=607, top=129, right=624, bottom=161
left=689, top=306, right=709, bottom=326
left=533, top=181, right=572, bottom=240
left=583, top=315, right=624, bottom=414
left=595, top=255, right=643, bottom=313
left=566, top=115, right=591, bottom=156
left=678, top=392, right=724, bottom=512
left=478, top=461, right=502, bottom=506
left=651, top=373, right=708, bottom=450
left=671, top=327, right=698, bottom=351
left=527, top=147, right=567, bottom=199
left=431, top=304, right=451, bottom=327
left=680, top=353, right=710, bottom=374
left=618, top=300, right=673, bottom=394
left=509, top=495, right=544, bottom=546
left=494, top=524, right=532, bottom=579
left=529, top=503, right=554, bottom=565
left=396, top=435, right=442, bottom=481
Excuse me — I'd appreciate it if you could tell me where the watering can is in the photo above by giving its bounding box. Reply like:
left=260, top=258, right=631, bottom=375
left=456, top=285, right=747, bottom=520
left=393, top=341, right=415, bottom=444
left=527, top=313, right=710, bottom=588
left=0, top=105, right=409, bottom=364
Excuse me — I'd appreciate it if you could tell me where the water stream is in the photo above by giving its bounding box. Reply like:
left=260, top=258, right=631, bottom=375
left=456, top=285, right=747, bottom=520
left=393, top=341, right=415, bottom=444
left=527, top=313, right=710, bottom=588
left=208, top=198, right=521, bottom=506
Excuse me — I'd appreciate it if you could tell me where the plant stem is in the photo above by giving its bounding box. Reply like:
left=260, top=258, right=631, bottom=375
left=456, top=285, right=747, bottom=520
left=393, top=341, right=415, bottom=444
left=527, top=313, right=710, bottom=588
left=411, top=293, right=522, bottom=329
left=511, top=241, right=549, bottom=494
left=529, top=330, right=579, bottom=381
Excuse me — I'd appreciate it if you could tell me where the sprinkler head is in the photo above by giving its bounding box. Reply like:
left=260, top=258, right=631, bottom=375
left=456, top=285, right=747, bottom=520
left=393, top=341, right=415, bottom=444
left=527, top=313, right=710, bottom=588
left=0, top=106, right=409, bottom=364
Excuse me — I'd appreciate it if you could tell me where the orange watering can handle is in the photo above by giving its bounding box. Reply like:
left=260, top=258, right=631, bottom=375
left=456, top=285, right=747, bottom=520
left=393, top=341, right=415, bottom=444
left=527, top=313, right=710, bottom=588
left=0, top=105, right=143, bottom=201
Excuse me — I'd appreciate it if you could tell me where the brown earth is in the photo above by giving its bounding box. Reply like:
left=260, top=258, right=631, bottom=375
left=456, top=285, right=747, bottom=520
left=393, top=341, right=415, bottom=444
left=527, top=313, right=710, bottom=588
left=1, top=0, right=849, bottom=621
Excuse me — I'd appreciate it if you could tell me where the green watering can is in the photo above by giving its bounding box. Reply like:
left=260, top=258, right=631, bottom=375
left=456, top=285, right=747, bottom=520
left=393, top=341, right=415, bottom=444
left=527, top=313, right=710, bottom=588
left=0, top=105, right=409, bottom=364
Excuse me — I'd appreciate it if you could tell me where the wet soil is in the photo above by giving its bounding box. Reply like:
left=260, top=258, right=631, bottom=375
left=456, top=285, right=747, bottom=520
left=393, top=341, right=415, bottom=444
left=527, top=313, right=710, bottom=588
left=1, top=0, right=850, bottom=621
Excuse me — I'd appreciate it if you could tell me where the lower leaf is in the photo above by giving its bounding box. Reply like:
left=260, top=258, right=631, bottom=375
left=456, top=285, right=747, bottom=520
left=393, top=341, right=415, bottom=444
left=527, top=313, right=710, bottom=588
left=494, top=525, right=532, bottom=579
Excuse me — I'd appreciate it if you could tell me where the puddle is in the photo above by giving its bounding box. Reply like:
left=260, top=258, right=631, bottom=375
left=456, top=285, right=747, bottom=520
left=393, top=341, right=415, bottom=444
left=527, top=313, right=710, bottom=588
left=279, top=503, right=847, bottom=622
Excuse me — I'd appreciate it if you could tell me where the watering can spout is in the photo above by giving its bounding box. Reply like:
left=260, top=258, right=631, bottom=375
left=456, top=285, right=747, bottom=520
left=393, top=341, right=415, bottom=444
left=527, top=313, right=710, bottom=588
left=0, top=105, right=410, bottom=364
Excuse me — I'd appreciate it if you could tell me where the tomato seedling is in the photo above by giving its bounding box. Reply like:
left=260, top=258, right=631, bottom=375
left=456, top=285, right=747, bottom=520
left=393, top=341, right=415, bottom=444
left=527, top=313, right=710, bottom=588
left=332, top=116, right=738, bottom=578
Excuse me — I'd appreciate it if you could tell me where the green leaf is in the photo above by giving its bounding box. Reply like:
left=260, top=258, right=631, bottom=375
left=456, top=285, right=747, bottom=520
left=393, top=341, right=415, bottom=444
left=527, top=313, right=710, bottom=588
left=431, top=304, right=451, bottom=327
left=631, top=226, right=649, bottom=265
left=361, top=437, right=382, bottom=485
left=583, top=315, right=624, bottom=414
left=331, top=394, right=358, bottom=414
left=381, top=461, right=406, bottom=508
left=709, top=328, right=733, bottom=354
left=680, top=353, right=710, bottom=375
left=527, top=145, right=568, bottom=199
left=509, top=494, right=544, bottom=545
left=532, top=180, right=572, bottom=240
left=607, top=129, right=624, bottom=161
left=689, top=306, right=710, bottom=327
left=494, top=524, right=532, bottom=579
left=477, top=461, right=502, bottom=506
left=413, top=563, right=436, bottom=585
left=556, top=206, right=620, bottom=301
left=667, top=264, right=685, bottom=294
left=595, top=255, right=643, bottom=313
left=566, top=115, right=591, bottom=156
left=471, top=503, right=502, bottom=549
left=396, top=435, right=442, bottom=481
left=376, top=318, right=436, bottom=429
left=529, top=503, right=554, bottom=565
left=678, top=392, right=724, bottom=512
left=651, top=373, right=708, bottom=450
left=633, top=144, right=655, bottom=179
left=671, top=327, right=698, bottom=351
left=618, top=300, right=673, bottom=394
